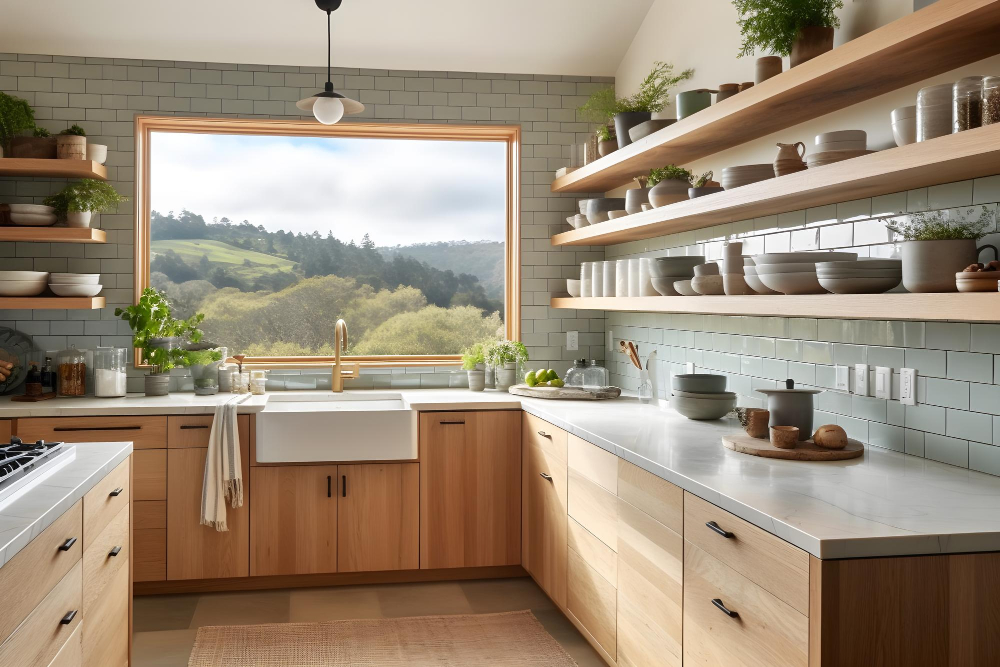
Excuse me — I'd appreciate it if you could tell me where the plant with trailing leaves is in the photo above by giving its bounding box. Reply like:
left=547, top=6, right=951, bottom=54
left=44, top=179, right=127, bottom=214
left=579, top=62, right=694, bottom=122
left=692, top=171, right=715, bottom=188
left=59, top=124, right=86, bottom=136
left=647, top=165, right=693, bottom=187
left=115, top=287, right=208, bottom=373
left=882, top=206, right=997, bottom=241
left=596, top=125, right=615, bottom=142
left=0, top=92, right=35, bottom=153
left=733, top=0, right=843, bottom=57
left=484, top=339, right=529, bottom=368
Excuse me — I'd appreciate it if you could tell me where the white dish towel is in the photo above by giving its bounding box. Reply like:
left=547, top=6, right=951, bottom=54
left=201, top=393, right=250, bottom=531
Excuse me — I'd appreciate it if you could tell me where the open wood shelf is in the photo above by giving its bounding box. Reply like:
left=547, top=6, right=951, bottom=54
left=552, top=0, right=1000, bottom=194
left=0, top=297, right=105, bottom=310
left=551, top=294, right=1000, bottom=322
left=0, top=227, right=106, bottom=243
left=0, top=159, right=107, bottom=180
left=553, top=124, right=1000, bottom=247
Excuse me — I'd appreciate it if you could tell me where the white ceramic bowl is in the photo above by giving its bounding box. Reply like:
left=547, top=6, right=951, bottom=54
left=744, top=269, right=780, bottom=294
left=754, top=252, right=857, bottom=265
left=0, top=271, right=49, bottom=281
left=607, top=210, right=628, bottom=220
left=651, top=276, right=688, bottom=296
left=49, top=273, right=100, bottom=284
left=817, top=270, right=902, bottom=279
left=650, top=256, right=705, bottom=278
left=815, top=130, right=866, bottom=145
left=891, top=105, right=917, bottom=122
left=10, top=212, right=57, bottom=226
left=566, top=279, right=581, bottom=298
left=892, top=118, right=917, bottom=147
left=672, top=374, right=728, bottom=393
left=813, top=140, right=867, bottom=153
left=673, top=280, right=698, bottom=296
left=757, top=271, right=828, bottom=295
left=818, top=276, right=902, bottom=294
left=7, top=204, right=55, bottom=215
left=672, top=389, right=737, bottom=400
left=49, top=283, right=103, bottom=297
left=670, top=393, right=736, bottom=420
left=755, top=262, right=820, bottom=274
left=0, top=280, right=48, bottom=296
left=691, top=275, right=724, bottom=295
left=817, top=259, right=901, bottom=270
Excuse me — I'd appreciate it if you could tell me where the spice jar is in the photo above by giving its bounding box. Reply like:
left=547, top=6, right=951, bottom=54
left=983, top=77, right=1000, bottom=126
left=57, top=345, right=87, bottom=397
left=94, top=347, right=127, bottom=398
left=953, top=76, right=984, bottom=132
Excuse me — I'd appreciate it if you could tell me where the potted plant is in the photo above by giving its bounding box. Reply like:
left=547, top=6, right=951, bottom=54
left=461, top=342, right=487, bottom=392
left=579, top=61, right=693, bottom=148
left=11, top=126, right=56, bottom=159
left=883, top=207, right=999, bottom=292
left=115, top=287, right=209, bottom=396
left=56, top=124, right=87, bottom=160
left=688, top=171, right=724, bottom=198
left=179, top=348, right=225, bottom=396
left=0, top=92, right=36, bottom=158
left=596, top=125, right=617, bottom=157
left=484, top=340, right=529, bottom=392
left=648, top=165, right=693, bottom=207
left=733, top=0, right=843, bottom=67
left=44, top=178, right=128, bottom=228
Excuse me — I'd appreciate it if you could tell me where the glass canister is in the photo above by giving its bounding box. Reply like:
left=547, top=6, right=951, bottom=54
left=564, top=359, right=587, bottom=387
left=583, top=360, right=609, bottom=387
left=250, top=370, right=267, bottom=395
left=57, top=345, right=87, bottom=397
left=916, top=83, right=953, bottom=142
left=953, top=76, right=984, bottom=132
left=983, top=77, right=1000, bottom=125
left=94, top=347, right=127, bottom=398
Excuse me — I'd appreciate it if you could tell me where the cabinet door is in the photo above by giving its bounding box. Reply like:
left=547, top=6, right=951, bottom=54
left=0, top=419, right=10, bottom=442
left=522, top=416, right=568, bottom=608
left=166, top=434, right=250, bottom=580
left=251, top=466, right=338, bottom=576
left=338, top=463, right=418, bottom=572
left=419, top=411, right=521, bottom=569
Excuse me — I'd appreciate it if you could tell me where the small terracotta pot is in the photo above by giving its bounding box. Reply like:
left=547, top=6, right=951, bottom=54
left=598, top=138, right=618, bottom=157
left=755, top=56, right=783, bottom=84
left=744, top=409, right=770, bottom=438
left=790, top=26, right=834, bottom=67
left=770, top=425, right=800, bottom=449
left=56, top=135, right=86, bottom=160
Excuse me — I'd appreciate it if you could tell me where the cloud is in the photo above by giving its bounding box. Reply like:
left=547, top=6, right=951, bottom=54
left=150, top=132, right=507, bottom=245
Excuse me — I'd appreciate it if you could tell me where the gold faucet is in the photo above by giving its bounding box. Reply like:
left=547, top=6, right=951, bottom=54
left=332, top=319, right=348, bottom=392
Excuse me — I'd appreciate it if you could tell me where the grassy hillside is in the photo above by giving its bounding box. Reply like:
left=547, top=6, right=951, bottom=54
left=151, top=239, right=297, bottom=270
left=378, top=241, right=503, bottom=298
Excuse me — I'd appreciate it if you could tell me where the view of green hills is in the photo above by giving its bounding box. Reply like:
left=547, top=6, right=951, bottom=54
left=149, top=210, right=505, bottom=356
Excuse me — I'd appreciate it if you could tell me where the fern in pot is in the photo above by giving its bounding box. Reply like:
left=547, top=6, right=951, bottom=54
left=44, top=178, right=128, bottom=228
left=648, top=165, right=693, bottom=208
left=883, top=207, right=998, bottom=293
left=461, top=342, right=488, bottom=392
left=56, top=124, right=87, bottom=160
left=0, top=92, right=36, bottom=158
left=733, top=0, right=843, bottom=67
left=484, top=340, right=529, bottom=392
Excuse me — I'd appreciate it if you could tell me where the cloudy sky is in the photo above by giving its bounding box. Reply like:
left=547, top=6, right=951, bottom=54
left=150, top=132, right=507, bottom=246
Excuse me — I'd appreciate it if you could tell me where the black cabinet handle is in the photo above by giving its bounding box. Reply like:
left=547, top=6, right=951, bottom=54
left=54, top=426, right=140, bottom=432
left=539, top=472, right=553, bottom=481
left=440, top=421, right=465, bottom=425
left=706, top=521, right=734, bottom=538
left=108, top=546, right=122, bottom=557
left=537, top=431, right=551, bottom=438
left=712, top=598, right=739, bottom=618
left=327, top=475, right=332, bottom=498
left=58, top=537, right=77, bottom=551
left=342, top=475, right=346, bottom=498
left=60, top=610, right=78, bottom=625
left=179, top=424, right=209, bottom=430
left=109, top=487, right=124, bottom=497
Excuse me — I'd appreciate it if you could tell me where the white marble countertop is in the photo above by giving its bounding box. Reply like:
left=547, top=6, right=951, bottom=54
left=0, top=441, right=132, bottom=569
left=3, top=389, right=1000, bottom=559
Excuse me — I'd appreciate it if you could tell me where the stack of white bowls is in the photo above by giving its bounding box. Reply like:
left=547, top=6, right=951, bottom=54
left=0, top=270, right=49, bottom=296
left=8, top=204, right=56, bottom=226
left=917, top=83, right=953, bottom=141
left=49, top=273, right=102, bottom=297
left=566, top=214, right=589, bottom=229
left=720, top=164, right=775, bottom=190
left=743, top=257, right=780, bottom=294
left=754, top=252, right=858, bottom=294
left=648, top=255, right=705, bottom=296
left=891, top=106, right=917, bottom=147
left=805, top=130, right=872, bottom=168
left=816, top=259, right=902, bottom=294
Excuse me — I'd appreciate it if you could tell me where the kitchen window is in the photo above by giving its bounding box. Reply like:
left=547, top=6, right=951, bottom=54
left=133, top=116, right=519, bottom=366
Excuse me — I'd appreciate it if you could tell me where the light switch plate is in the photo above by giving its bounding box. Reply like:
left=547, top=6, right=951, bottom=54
left=854, top=364, right=868, bottom=396
left=685, top=362, right=695, bottom=374
left=566, top=330, right=578, bottom=351
left=835, top=365, right=850, bottom=392
left=900, top=368, right=917, bottom=405
left=607, top=329, right=613, bottom=353
left=875, top=366, right=892, bottom=400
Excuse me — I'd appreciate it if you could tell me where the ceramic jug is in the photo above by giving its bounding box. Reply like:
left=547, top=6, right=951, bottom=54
left=774, top=142, right=806, bottom=176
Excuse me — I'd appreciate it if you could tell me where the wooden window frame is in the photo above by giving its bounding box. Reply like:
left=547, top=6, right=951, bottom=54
left=133, top=115, right=520, bottom=368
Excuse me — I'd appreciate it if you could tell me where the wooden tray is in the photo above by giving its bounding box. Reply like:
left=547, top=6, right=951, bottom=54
left=10, top=392, right=56, bottom=402
left=508, top=384, right=621, bottom=400
left=722, top=432, right=864, bottom=461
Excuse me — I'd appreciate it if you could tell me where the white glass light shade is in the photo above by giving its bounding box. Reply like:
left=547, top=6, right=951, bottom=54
left=313, top=96, right=345, bottom=125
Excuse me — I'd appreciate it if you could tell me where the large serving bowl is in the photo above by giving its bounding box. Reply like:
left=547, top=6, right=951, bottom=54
left=0, top=280, right=48, bottom=296
left=0, top=270, right=49, bottom=282
left=49, top=283, right=103, bottom=297
left=650, top=255, right=705, bottom=278
left=671, top=392, right=736, bottom=420
left=49, top=273, right=100, bottom=284
left=586, top=198, right=627, bottom=225
left=818, top=276, right=902, bottom=294
left=744, top=267, right=780, bottom=294
left=672, top=374, right=727, bottom=393
left=757, top=271, right=828, bottom=295
left=754, top=252, right=858, bottom=265
left=754, top=262, right=821, bottom=274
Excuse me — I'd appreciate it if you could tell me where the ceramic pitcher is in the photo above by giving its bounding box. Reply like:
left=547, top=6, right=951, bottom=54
left=775, top=142, right=805, bottom=162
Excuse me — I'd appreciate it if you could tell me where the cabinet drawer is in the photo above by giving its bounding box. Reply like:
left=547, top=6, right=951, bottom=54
left=0, top=501, right=82, bottom=644
left=168, top=414, right=250, bottom=448
left=82, top=562, right=129, bottom=667
left=17, top=416, right=166, bottom=450
left=0, top=561, right=83, bottom=667
left=568, top=468, right=617, bottom=551
left=567, top=547, right=616, bottom=659
left=134, top=529, right=166, bottom=582
left=684, top=492, right=809, bottom=615
left=46, top=624, right=81, bottom=667
left=684, top=542, right=807, bottom=667
left=522, top=413, right=567, bottom=463
left=83, top=458, right=129, bottom=552
left=523, top=431, right=568, bottom=609
left=568, top=516, right=616, bottom=586
left=133, top=449, right=166, bottom=501
left=83, top=505, right=129, bottom=614
left=568, top=434, right=617, bottom=494
left=618, top=460, right=683, bottom=535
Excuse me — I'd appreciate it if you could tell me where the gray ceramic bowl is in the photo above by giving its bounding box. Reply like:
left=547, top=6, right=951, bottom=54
left=673, top=280, right=698, bottom=296
left=672, top=374, right=728, bottom=393
left=650, top=256, right=705, bottom=278
left=586, top=198, right=627, bottom=225
left=628, top=119, right=676, bottom=143
left=671, top=393, right=736, bottom=420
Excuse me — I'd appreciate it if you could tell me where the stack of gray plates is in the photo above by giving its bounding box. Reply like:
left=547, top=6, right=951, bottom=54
left=816, top=259, right=902, bottom=294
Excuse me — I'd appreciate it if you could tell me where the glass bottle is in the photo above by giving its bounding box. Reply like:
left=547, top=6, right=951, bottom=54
left=40, top=357, right=55, bottom=394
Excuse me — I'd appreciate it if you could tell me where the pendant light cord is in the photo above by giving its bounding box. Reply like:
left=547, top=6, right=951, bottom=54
left=326, top=10, right=332, bottom=90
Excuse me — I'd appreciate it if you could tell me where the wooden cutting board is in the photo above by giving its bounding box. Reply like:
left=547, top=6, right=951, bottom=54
left=508, top=384, right=621, bottom=400
left=722, top=432, right=864, bottom=461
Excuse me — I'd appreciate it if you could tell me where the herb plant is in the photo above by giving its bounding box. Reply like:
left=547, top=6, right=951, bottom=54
left=883, top=207, right=997, bottom=241
left=733, top=0, right=843, bottom=57
left=648, top=165, right=693, bottom=187
left=596, top=125, right=615, bottom=142
left=44, top=179, right=128, bottom=214
left=115, top=287, right=208, bottom=373
left=178, top=349, right=224, bottom=367
left=59, top=124, right=86, bottom=136
left=461, top=342, right=486, bottom=370
left=0, top=92, right=35, bottom=153
left=32, top=127, right=50, bottom=137
left=693, top=171, right=715, bottom=188
left=579, top=62, right=694, bottom=123
left=484, top=340, right=529, bottom=368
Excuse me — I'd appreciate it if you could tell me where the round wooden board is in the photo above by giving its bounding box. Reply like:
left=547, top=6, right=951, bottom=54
left=507, top=384, right=621, bottom=400
left=722, top=432, right=864, bottom=461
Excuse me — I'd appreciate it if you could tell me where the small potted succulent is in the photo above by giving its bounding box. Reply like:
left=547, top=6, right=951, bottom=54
left=596, top=125, right=617, bottom=157
left=484, top=340, right=529, bottom=392
left=11, top=127, right=56, bottom=159
left=648, top=165, right=693, bottom=208
left=461, top=342, right=487, bottom=392
left=56, top=124, right=87, bottom=160
left=733, top=0, right=844, bottom=67
left=883, top=206, right=999, bottom=293
left=44, top=178, right=128, bottom=228
left=0, top=92, right=36, bottom=158
left=579, top=61, right=693, bottom=148
left=688, top=171, right=724, bottom=198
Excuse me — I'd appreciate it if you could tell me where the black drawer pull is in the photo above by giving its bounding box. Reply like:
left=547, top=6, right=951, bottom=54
left=440, top=421, right=465, bottom=425
left=109, top=487, right=124, bottom=497
left=706, top=521, right=734, bottom=538
left=342, top=475, right=347, bottom=497
left=108, top=545, right=122, bottom=557
left=58, top=537, right=77, bottom=551
left=537, top=431, right=551, bottom=438
left=60, top=610, right=78, bottom=625
left=54, top=426, right=140, bottom=432
left=539, top=472, right=553, bottom=481
left=327, top=475, right=332, bottom=498
left=179, top=424, right=209, bottom=430
left=712, top=598, right=739, bottom=618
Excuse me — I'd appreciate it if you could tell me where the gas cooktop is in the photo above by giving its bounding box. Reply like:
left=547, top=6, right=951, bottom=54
left=0, top=437, right=75, bottom=507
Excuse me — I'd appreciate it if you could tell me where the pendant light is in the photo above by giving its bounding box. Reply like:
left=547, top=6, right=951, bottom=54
left=296, top=0, right=364, bottom=124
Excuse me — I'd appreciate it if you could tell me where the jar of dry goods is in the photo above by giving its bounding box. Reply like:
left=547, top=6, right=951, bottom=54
left=953, top=76, right=984, bottom=132
left=917, top=83, right=953, bottom=141
left=983, top=76, right=1000, bottom=125
left=57, top=345, right=87, bottom=397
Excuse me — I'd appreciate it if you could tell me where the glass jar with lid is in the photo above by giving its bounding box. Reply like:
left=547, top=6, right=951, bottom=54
left=564, top=360, right=587, bottom=387
left=583, top=360, right=609, bottom=388
left=953, top=76, right=984, bottom=132
left=56, top=345, right=87, bottom=397
left=983, top=77, right=1000, bottom=125
left=94, top=347, right=127, bottom=397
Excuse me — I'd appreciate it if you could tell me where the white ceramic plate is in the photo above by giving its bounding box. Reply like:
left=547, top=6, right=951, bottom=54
left=755, top=262, right=819, bottom=274
left=49, top=283, right=103, bottom=297
left=7, top=204, right=55, bottom=215
left=817, top=259, right=901, bottom=270
left=818, top=276, right=902, bottom=294
left=0, top=271, right=49, bottom=281
left=0, top=280, right=48, bottom=296
left=49, top=273, right=100, bottom=284
left=754, top=252, right=857, bottom=265
left=10, top=213, right=57, bottom=226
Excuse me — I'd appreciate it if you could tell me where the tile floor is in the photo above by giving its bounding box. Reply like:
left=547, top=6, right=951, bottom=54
left=133, top=577, right=605, bottom=666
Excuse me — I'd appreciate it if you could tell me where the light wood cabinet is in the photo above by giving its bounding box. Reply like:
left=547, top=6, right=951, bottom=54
left=16, top=415, right=167, bottom=449
left=567, top=546, right=617, bottom=660
left=522, top=414, right=568, bottom=609
left=338, top=463, right=419, bottom=572
left=0, top=561, right=83, bottom=667
left=419, top=411, right=521, bottom=569
left=83, top=561, right=129, bottom=667
left=0, top=419, right=10, bottom=442
left=250, top=465, right=339, bottom=576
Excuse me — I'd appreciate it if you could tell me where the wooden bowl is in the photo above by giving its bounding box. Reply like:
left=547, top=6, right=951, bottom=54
left=744, top=409, right=770, bottom=438
left=770, top=426, right=800, bottom=449
left=956, top=272, right=1000, bottom=292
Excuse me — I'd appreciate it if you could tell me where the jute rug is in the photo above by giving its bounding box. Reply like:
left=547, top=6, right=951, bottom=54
left=187, top=610, right=578, bottom=666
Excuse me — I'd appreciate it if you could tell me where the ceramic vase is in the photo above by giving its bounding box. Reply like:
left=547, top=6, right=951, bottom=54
left=613, top=111, right=652, bottom=148
left=649, top=179, right=690, bottom=208
left=495, top=362, right=517, bottom=391
left=144, top=373, right=170, bottom=396
left=56, top=135, right=86, bottom=160
left=625, top=187, right=651, bottom=215
left=755, top=56, right=783, bottom=84
left=467, top=367, right=486, bottom=392
left=901, top=240, right=997, bottom=292
left=65, top=211, right=93, bottom=228
left=676, top=90, right=712, bottom=119
left=790, top=26, right=834, bottom=67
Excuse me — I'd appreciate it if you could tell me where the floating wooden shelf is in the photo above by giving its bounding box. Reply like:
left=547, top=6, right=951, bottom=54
left=553, top=125, right=1000, bottom=247
left=0, top=159, right=107, bottom=180
left=551, top=294, right=1000, bottom=323
left=0, top=227, right=106, bottom=243
left=552, top=0, right=1000, bottom=194
left=0, top=297, right=105, bottom=310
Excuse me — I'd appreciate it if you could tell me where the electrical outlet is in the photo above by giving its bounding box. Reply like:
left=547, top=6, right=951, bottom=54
left=835, top=365, right=850, bottom=392
left=854, top=364, right=868, bottom=396
left=566, top=330, right=578, bottom=351
left=900, top=368, right=917, bottom=405
left=875, top=366, right=892, bottom=400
